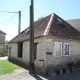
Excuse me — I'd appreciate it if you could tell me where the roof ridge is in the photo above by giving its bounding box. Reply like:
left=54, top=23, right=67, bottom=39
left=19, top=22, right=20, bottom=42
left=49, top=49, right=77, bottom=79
left=43, top=13, right=54, bottom=35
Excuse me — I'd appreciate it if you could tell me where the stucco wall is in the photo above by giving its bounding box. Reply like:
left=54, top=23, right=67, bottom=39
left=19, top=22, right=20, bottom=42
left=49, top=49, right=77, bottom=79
left=0, top=33, right=5, bottom=53
left=8, top=43, right=18, bottom=58
left=0, top=33, right=5, bottom=44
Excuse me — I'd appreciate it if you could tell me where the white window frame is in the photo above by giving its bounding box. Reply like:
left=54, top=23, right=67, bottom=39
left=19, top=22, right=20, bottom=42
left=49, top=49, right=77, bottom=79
left=63, top=43, right=70, bottom=56
left=54, top=42, right=62, bottom=57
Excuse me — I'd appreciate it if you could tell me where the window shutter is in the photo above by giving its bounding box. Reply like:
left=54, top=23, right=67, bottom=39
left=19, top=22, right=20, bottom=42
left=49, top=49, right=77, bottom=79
left=54, top=42, right=62, bottom=57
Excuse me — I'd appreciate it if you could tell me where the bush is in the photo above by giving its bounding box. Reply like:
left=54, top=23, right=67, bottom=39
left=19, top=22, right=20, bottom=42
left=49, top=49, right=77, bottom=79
left=76, top=62, right=80, bottom=68
left=67, top=61, right=80, bottom=69
left=67, top=62, right=74, bottom=67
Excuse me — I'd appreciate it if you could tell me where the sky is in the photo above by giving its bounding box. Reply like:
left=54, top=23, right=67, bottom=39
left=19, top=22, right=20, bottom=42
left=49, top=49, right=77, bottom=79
left=0, top=0, right=80, bottom=41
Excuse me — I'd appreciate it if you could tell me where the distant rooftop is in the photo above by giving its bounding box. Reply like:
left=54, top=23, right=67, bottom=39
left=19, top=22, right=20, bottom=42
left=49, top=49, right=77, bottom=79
left=0, top=30, right=6, bottom=34
left=66, top=19, right=80, bottom=32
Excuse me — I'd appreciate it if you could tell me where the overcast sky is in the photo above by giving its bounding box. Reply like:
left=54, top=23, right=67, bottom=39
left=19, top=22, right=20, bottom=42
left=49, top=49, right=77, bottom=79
left=0, top=0, right=80, bottom=41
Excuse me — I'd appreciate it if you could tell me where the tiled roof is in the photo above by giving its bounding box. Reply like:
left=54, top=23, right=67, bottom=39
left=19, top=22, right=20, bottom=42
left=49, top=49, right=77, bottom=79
left=66, top=19, right=80, bottom=32
left=9, top=14, right=51, bottom=43
left=48, top=14, right=80, bottom=40
left=0, top=30, right=6, bottom=34
left=9, top=13, right=80, bottom=43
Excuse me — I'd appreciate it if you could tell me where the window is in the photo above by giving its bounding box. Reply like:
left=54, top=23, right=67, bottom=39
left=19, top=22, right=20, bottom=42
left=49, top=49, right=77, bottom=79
left=56, top=17, right=65, bottom=28
left=54, top=42, right=62, bottom=57
left=25, top=29, right=30, bottom=34
left=18, top=42, right=23, bottom=58
left=63, top=43, right=70, bottom=56
left=56, top=18, right=62, bottom=23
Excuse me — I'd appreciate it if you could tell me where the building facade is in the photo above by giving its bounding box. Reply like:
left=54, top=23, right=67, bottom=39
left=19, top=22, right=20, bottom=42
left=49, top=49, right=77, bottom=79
left=8, top=13, right=80, bottom=73
left=0, top=30, right=6, bottom=54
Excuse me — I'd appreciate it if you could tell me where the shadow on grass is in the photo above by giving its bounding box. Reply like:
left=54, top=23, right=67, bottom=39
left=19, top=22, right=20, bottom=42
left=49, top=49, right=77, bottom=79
left=8, top=59, right=54, bottom=80
left=8, top=59, right=29, bottom=70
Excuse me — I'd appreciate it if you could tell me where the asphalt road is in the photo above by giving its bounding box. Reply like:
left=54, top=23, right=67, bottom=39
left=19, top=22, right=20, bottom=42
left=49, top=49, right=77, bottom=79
left=0, top=69, right=80, bottom=80
left=42, top=70, right=80, bottom=80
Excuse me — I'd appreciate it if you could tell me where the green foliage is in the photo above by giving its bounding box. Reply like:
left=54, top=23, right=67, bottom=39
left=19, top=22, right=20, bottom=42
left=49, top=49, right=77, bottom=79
left=3, top=47, right=8, bottom=54
left=67, top=61, right=80, bottom=68
left=0, top=43, right=8, bottom=57
left=3, top=42, right=8, bottom=55
left=0, top=60, right=19, bottom=75
left=37, top=17, right=44, bottom=20
left=76, top=62, right=80, bottom=68
left=67, top=62, right=74, bottom=67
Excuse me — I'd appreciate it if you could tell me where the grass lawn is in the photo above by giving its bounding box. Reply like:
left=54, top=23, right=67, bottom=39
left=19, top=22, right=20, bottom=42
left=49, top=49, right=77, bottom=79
left=0, top=60, right=19, bottom=75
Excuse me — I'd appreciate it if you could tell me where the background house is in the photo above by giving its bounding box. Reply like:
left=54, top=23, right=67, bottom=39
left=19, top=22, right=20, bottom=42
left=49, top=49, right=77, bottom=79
left=8, top=13, right=80, bottom=74
left=66, top=19, right=80, bottom=32
left=0, top=30, right=6, bottom=54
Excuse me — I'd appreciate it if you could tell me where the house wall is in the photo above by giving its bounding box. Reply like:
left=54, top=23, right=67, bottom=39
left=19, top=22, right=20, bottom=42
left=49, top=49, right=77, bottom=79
left=0, top=33, right=5, bottom=43
left=0, top=33, right=5, bottom=53
left=45, top=36, right=80, bottom=69
left=8, top=37, right=46, bottom=73
left=8, top=36, right=80, bottom=73
left=8, top=43, right=18, bottom=58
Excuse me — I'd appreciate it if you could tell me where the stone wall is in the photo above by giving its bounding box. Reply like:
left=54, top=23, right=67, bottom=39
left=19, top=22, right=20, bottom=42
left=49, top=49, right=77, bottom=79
left=8, top=36, right=80, bottom=74
left=8, top=37, right=46, bottom=73
left=45, top=36, right=80, bottom=69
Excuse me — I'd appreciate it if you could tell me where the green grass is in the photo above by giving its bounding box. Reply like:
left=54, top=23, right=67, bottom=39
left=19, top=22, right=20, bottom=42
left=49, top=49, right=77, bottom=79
left=0, top=60, right=19, bottom=75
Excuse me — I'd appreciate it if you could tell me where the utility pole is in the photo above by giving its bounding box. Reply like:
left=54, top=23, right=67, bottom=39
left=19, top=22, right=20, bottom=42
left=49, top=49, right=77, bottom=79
left=29, top=0, right=34, bottom=74
left=18, top=11, right=21, bottom=34
left=0, top=11, right=21, bottom=35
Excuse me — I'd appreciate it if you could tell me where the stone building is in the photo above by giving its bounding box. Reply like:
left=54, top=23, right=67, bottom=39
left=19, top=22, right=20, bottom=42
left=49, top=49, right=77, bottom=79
left=0, top=30, right=6, bottom=53
left=8, top=13, right=80, bottom=74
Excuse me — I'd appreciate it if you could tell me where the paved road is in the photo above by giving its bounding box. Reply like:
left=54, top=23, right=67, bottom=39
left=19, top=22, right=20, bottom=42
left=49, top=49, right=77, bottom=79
left=0, top=56, right=8, bottom=60
left=0, top=68, right=80, bottom=80
left=0, top=57, right=80, bottom=80
left=43, top=70, right=80, bottom=80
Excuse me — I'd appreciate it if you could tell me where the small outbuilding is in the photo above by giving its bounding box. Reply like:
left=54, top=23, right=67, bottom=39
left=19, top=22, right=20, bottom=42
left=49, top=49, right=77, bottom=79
left=8, top=13, right=80, bottom=74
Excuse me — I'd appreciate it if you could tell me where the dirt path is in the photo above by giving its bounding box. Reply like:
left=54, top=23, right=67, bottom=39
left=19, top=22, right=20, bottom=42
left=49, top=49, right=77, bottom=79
left=0, top=56, right=8, bottom=60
